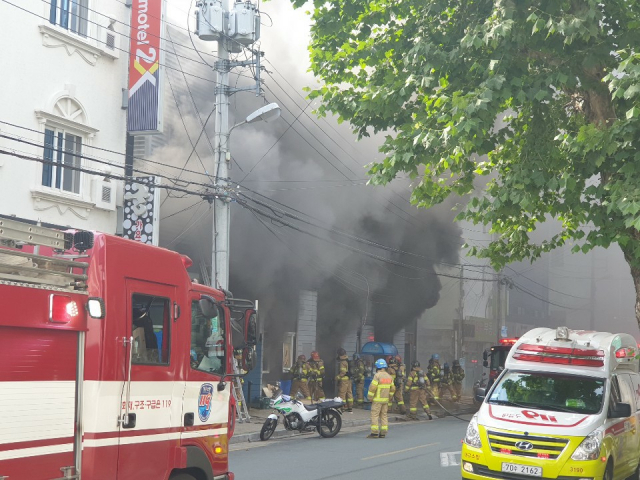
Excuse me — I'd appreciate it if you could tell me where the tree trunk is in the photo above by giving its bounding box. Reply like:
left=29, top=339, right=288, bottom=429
left=631, top=266, right=640, bottom=330
left=620, top=238, right=640, bottom=329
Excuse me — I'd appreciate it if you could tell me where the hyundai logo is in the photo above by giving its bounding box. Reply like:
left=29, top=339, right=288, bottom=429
left=515, top=441, right=534, bottom=451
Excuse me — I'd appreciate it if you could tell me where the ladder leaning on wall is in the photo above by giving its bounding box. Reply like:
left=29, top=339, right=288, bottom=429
left=232, top=359, right=250, bottom=423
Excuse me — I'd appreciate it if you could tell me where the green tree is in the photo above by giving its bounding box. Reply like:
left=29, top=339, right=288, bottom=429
left=290, top=0, right=640, bottom=326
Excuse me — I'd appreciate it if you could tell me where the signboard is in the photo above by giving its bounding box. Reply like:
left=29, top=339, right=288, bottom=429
left=127, top=0, right=165, bottom=133
left=465, top=316, right=498, bottom=344
left=123, top=176, right=161, bottom=245
left=501, top=325, right=508, bottom=338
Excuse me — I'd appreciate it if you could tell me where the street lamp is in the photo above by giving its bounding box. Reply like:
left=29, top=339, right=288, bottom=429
left=212, top=103, right=281, bottom=290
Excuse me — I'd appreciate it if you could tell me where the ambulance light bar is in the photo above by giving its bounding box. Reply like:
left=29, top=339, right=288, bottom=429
left=512, top=344, right=605, bottom=367
left=499, top=338, right=518, bottom=346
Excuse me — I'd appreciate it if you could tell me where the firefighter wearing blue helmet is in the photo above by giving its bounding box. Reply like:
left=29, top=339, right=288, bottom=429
left=366, top=358, right=395, bottom=438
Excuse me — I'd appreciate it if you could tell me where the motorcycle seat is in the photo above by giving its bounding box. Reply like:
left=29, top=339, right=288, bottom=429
left=303, top=404, right=319, bottom=411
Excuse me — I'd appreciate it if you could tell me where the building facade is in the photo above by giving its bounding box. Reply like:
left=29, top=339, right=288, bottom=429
left=0, top=0, right=130, bottom=232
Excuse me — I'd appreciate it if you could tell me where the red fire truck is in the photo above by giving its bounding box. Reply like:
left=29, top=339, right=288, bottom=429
left=0, top=218, right=257, bottom=480
left=482, top=337, right=518, bottom=391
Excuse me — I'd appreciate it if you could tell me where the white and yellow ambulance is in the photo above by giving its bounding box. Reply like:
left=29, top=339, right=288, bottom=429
left=462, top=327, right=640, bottom=480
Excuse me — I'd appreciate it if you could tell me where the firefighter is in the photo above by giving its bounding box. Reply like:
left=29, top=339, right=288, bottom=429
left=440, top=362, right=455, bottom=401
left=308, top=351, right=326, bottom=401
left=427, top=353, right=442, bottom=402
left=386, top=356, right=406, bottom=414
left=393, top=355, right=407, bottom=414
left=290, top=354, right=311, bottom=402
left=366, top=358, right=395, bottom=438
left=352, top=353, right=366, bottom=408
left=452, top=359, right=465, bottom=402
left=336, top=348, right=353, bottom=412
left=405, top=360, right=433, bottom=420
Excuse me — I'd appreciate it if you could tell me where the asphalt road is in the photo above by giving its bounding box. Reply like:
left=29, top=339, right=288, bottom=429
left=229, top=413, right=472, bottom=479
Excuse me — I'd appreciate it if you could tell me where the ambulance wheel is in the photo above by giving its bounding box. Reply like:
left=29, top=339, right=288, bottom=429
left=260, top=418, right=277, bottom=441
left=602, top=462, right=613, bottom=480
left=169, top=474, right=196, bottom=480
left=627, top=463, right=640, bottom=480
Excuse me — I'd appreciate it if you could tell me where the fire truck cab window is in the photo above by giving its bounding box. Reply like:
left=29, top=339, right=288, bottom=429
left=131, top=294, right=170, bottom=365
left=191, top=300, right=225, bottom=375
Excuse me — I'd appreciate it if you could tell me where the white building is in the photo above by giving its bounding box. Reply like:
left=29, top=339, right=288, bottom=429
left=0, top=0, right=130, bottom=232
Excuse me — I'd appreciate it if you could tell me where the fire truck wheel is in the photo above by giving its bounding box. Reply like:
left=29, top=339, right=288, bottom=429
left=169, top=473, right=197, bottom=480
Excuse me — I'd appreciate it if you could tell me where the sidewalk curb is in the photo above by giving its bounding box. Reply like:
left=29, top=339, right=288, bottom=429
left=229, top=409, right=476, bottom=445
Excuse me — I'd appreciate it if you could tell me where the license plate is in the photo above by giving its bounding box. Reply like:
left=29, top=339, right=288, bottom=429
left=501, top=463, right=542, bottom=477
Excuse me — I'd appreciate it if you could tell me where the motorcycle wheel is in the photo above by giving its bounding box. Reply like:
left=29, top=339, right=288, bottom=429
left=317, top=409, right=342, bottom=438
left=260, top=418, right=278, bottom=441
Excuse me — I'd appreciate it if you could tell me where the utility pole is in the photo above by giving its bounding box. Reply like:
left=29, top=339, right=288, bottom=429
left=196, top=0, right=270, bottom=290
left=456, top=265, right=464, bottom=360
left=590, top=250, right=596, bottom=330
left=496, top=274, right=502, bottom=342
left=212, top=7, right=230, bottom=291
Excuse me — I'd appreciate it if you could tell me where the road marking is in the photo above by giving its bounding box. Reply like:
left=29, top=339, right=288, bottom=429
left=361, top=442, right=439, bottom=461
left=440, top=451, right=461, bottom=467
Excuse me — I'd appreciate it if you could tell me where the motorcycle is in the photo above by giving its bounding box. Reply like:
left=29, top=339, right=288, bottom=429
left=259, top=394, right=344, bottom=441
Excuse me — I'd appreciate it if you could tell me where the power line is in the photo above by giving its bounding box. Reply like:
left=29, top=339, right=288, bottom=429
left=0, top=147, right=208, bottom=198
left=161, top=199, right=206, bottom=220
left=505, top=265, right=588, bottom=300
left=0, top=132, right=220, bottom=193
left=0, top=119, right=223, bottom=185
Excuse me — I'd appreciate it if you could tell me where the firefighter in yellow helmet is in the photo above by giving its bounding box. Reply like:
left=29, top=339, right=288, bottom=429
left=405, top=360, right=433, bottom=420
left=452, top=359, right=465, bottom=402
left=352, top=353, right=366, bottom=408
left=336, top=348, right=353, bottom=412
left=366, top=358, right=395, bottom=438
left=308, top=351, right=326, bottom=401
left=290, top=354, right=311, bottom=402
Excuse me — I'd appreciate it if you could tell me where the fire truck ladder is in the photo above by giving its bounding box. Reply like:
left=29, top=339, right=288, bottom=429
left=0, top=218, right=90, bottom=290
left=232, top=361, right=251, bottom=423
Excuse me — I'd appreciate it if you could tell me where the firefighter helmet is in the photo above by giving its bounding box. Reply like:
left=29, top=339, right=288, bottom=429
left=311, top=351, right=320, bottom=361
left=431, top=353, right=440, bottom=361
left=353, top=353, right=360, bottom=360
left=412, top=360, right=421, bottom=369
left=453, top=360, right=460, bottom=367
left=444, top=362, right=450, bottom=370
left=395, top=355, right=402, bottom=364
left=297, top=354, right=306, bottom=362
left=337, top=348, right=346, bottom=356
left=386, top=355, right=397, bottom=365
left=375, top=358, right=388, bottom=369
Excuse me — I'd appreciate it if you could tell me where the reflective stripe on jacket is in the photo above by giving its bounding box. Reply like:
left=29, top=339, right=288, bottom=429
left=367, top=371, right=396, bottom=403
left=336, top=355, right=350, bottom=381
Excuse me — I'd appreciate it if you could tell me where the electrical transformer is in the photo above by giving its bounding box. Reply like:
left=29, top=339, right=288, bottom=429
left=228, top=0, right=260, bottom=47
left=196, top=0, right=224, bottom=41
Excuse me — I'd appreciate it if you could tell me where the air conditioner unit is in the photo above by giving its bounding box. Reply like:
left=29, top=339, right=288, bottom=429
left=100, top=19, right=120, bottom=58
left=93, top=178, right=116, bottom=211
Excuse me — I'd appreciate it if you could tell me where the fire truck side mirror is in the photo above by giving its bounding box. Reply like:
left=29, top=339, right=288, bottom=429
left=482, top=350, right=488, bottom=361
left=242, top=345, right=256, bottom=371
left=199, top=296, right=219, bottom=319
left=483, top=360, right=489, bottom=368
left=244, top=310, right=258, bottom=346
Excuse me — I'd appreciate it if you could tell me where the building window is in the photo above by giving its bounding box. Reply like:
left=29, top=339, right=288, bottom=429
left=42, top=128, right=82, bottom=194
left=49, top=0, right=89, bottom=37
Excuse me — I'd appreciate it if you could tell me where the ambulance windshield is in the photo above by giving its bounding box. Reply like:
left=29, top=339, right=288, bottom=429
left=489, top=371, right=605, bottom=415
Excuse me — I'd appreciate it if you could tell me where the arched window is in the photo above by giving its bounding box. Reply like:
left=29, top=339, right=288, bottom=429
left=40, top=96, right=89, bottom=194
